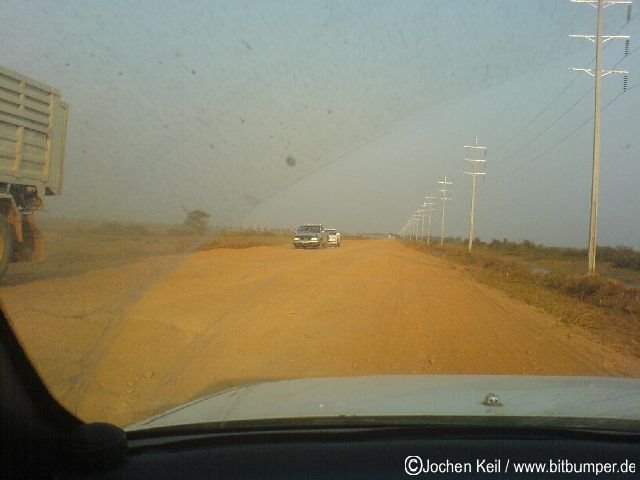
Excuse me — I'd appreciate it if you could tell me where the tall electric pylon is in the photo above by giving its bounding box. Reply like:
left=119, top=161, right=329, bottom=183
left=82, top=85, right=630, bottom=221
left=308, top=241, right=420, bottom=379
left=464, top=137, right=487, bottom=252
left=437, top=177, right=453, bottom=246
left=570, top=0, right=631, bottom=274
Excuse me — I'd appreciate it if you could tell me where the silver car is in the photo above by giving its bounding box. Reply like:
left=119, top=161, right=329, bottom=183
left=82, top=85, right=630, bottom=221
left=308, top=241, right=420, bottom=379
left=293, top=224, right=327, bottom=249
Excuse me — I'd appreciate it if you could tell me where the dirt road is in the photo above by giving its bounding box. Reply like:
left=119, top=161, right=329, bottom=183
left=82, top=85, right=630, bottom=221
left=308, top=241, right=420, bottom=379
left=2, top=238, right=639, bottom=426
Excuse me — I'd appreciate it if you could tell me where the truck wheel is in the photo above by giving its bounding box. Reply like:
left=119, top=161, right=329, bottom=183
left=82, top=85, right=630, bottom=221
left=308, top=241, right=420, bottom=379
left=0, top=217, right=14, bottom=279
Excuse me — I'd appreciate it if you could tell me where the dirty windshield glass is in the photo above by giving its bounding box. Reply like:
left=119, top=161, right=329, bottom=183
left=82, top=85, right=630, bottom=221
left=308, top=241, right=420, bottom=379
left=0, top=1, right=638, bottom=428
left=299, top=226, right=321, bottom=233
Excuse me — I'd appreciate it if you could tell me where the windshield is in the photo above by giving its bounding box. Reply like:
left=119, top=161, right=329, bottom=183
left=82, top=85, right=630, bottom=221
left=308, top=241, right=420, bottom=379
left=298, top=226, right=322, bottom=233
left=0, top=1, right=638, bottom=430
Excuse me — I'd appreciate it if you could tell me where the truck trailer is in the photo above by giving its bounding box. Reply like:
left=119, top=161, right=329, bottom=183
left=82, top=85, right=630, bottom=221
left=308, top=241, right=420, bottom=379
left=0, top=65, right=68, bottom=279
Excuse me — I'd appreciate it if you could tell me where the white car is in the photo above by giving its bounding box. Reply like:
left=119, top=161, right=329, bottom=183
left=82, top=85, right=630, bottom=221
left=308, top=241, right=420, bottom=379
left=325, top=228, right=341, bottom=247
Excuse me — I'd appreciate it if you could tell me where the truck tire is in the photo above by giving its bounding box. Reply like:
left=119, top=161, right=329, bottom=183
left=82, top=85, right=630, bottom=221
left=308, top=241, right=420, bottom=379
left=0, top=217, right=14, bottom=279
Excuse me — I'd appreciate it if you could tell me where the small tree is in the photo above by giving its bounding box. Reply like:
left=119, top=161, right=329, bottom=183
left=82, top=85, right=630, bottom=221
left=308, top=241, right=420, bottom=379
left=184, top=209, right=210, bottom=234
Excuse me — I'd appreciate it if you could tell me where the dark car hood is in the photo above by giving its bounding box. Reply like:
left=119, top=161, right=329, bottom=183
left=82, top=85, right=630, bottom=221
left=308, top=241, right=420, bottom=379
left=127, top=375, right=640, bottom=431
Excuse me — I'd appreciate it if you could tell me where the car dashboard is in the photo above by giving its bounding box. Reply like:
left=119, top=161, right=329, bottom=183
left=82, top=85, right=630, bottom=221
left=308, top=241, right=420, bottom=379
left=52, top=422, right=640, bottom=479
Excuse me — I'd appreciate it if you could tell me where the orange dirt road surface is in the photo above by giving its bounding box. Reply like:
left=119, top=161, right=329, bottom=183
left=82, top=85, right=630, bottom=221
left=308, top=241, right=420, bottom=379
left=2, top=238, right=639, bottom=426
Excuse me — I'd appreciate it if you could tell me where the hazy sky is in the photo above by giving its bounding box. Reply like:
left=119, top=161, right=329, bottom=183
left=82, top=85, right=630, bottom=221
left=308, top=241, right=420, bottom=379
left=2, top=0, right=638, bottom=247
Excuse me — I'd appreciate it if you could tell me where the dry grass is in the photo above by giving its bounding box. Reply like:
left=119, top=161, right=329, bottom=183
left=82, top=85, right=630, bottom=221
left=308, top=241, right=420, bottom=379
left=403, top=240, right=640, bottom=359
left=199, top=229, right=291, bottom=250
left=83, top=221, right=151, bottom=237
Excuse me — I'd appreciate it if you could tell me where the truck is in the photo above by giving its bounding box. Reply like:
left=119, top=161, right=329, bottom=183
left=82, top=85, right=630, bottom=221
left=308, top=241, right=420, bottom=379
left=0, top=65, right=68, bottom=279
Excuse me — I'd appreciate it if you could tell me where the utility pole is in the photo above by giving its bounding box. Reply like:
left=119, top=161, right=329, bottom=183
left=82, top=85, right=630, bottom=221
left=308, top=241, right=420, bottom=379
left=416, top=207, right=424, bottom=243
left=464, top=137, right=487, bottom=252
left=404, top=222, right=411, bottom=240
left=570, top=0, right=631, bottom=274
left=409, top=215, right=419, bottom=241
left=437, top=176, right=452, bottom=246
left=419, top=206, right=427, bottom=243
left=418, top=202, right=431, bottom=243
left=423, top=193, right=437, bottom=244
left=412, top=213, right=421, bottom=241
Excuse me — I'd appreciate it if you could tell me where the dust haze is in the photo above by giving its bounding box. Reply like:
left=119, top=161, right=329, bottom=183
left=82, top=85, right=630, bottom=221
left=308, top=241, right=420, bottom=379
left=3, top=0, right=637, bottom=247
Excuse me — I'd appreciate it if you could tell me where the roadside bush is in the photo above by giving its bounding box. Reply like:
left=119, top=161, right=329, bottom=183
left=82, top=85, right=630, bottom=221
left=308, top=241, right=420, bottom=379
left=480, top=239, right=640, bottom=270
left=542, top=274, right=639, bottom=315
left=557, top=247, right=584, bottom=260
left=562, top=275, right=602, bottom=300
left=184, top=209, right=211, bottom=234
left=599, top=246, right=640, bottom=271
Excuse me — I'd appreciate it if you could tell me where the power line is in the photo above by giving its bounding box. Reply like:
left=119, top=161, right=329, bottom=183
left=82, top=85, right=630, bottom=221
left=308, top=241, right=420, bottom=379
left=487, top=116, right=592, bottom=181
left=484, top=8, right=583, bottom=134
left=492, top=86, right=593, bottom=167
left=492, top=9, right=639, bottom=157
left=486, top=81, right=639, bottom=182
left=487, top=39, right=639, bottom=178
left=491, top=78, right=581, bottom=156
